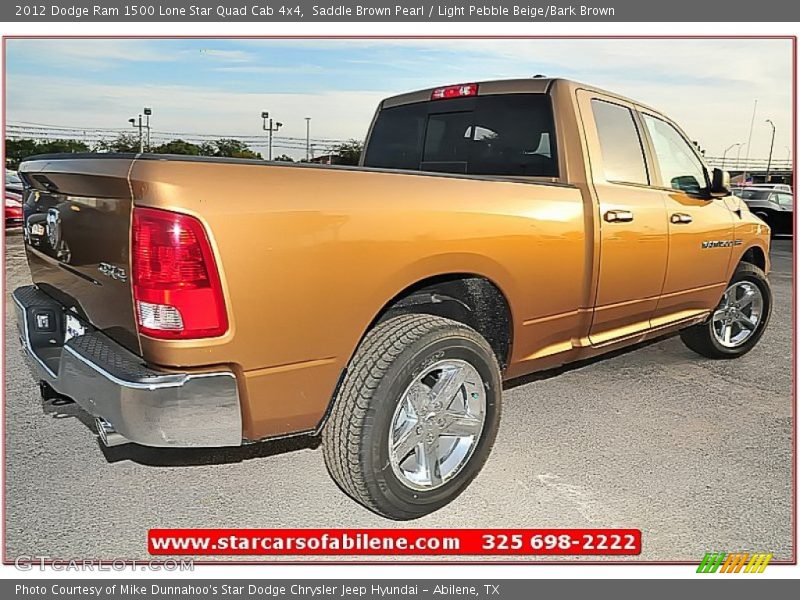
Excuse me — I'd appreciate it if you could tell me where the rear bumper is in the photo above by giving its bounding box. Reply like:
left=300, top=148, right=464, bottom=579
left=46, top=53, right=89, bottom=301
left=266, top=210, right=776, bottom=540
left=13, top=285, right=243, bottom=448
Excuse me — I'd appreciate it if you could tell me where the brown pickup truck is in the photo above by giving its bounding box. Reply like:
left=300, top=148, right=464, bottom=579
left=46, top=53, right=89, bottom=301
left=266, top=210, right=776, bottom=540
left=14, top=78, right=771, bottom=519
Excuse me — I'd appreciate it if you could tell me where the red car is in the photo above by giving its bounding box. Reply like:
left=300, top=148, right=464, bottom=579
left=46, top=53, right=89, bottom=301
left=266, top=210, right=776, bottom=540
left=5, top=191, right=23, bottom=229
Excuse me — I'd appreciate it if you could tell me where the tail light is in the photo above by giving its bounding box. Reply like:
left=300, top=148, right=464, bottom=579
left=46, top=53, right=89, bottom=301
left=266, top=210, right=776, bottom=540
left=431, top=83, right=478, bottom=100
left=132, top=207, right=228, bottom=339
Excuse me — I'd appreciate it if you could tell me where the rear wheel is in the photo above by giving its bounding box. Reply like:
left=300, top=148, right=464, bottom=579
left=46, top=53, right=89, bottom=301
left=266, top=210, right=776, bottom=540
left=322, top=314, right=501, bottom=520
left=680, top=262, right=771, bottom=359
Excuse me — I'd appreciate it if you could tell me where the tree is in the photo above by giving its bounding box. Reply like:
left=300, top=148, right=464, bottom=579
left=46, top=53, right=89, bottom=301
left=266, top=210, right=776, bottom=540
left=5, top=138, right=89, bottom=169
left=37, top=139, right=89, bottom=155
left=209, top=138, right=262, bottom=159
left=6, top=139, right=40, bottom=169
left=332, top=139, right=364, bottom=165
left=152, top=139, right=204, bottom=156
left=273, top=154, right=295, bottom=162
left=94, top=133, right=141, bottom=153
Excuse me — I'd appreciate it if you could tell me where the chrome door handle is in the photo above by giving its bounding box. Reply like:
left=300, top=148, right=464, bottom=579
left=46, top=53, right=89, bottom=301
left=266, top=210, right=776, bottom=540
left=671, top=213, right=693, bottom=224
left=603, top=209, right=634, bottom=223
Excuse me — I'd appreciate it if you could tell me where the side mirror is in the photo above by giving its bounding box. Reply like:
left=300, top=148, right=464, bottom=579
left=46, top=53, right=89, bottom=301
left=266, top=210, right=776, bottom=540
left=710, top=168, right=731, bottom=197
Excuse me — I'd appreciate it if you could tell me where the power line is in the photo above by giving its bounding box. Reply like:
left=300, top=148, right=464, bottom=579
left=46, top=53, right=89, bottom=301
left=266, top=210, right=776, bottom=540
left=5, top=124, right=345, bottom=155
left=7, top=122, right=789, bottom=169
left=6, top=122, right=352, bottom=145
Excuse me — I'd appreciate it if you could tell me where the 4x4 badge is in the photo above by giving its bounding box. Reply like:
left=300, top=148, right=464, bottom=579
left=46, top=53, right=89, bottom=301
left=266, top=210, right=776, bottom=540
left=98, top=262, right=128, bottom=282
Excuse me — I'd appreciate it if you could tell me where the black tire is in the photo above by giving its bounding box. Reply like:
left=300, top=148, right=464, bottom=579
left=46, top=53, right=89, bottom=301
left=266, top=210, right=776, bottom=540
left=680, top=262, right=772, bottom=359
left=322, top=314, right=502, bottom=520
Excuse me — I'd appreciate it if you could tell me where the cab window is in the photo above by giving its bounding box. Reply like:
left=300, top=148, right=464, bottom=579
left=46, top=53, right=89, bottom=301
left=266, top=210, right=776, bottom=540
left=642, top=114, right=708, bottom=194
left=591, top=99, right=649, bottom=185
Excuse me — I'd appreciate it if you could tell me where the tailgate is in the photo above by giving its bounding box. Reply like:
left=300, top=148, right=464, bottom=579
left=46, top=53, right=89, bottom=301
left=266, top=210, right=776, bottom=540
left=19, top=155, right=140, bottom=354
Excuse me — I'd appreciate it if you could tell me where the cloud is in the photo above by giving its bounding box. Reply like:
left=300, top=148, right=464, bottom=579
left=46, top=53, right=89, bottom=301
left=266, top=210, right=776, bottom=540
left=194, top=49, right=255, bottom=63
left=211, top=65, right=324, bottom=74
left=4, top=38, right=793, bottom=160
left=5, top=39, right=176, bottom=69
left=6, top=73, right=388, bottom=157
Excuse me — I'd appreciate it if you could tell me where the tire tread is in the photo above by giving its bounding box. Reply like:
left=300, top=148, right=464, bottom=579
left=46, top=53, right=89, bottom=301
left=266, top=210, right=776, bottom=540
left=322, top=314, right=488, bottom=517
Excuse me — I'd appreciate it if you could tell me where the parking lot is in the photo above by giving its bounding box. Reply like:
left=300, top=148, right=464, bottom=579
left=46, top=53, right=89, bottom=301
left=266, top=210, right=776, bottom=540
left=3, top=233, right=793, bottom=562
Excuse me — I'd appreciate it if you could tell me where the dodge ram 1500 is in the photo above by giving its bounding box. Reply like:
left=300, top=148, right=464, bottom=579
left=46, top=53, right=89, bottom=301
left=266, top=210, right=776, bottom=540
left=14, top=78, right=772, bottom=519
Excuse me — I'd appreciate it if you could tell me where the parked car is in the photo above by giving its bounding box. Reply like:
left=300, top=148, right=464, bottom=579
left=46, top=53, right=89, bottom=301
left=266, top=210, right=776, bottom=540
left=736, top=188, right=793, bottom=235
left=5, top=169, right=24, bottom=195
left=5, top=190, right=23, bottom=229
left=733, top=182, right=792, bottom=193
left=14, top=78, right=772, bottom=519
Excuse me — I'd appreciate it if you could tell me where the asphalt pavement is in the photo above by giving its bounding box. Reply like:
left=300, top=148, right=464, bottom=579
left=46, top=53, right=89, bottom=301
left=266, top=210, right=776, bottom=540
left=3, top=234, right=794, bottom=562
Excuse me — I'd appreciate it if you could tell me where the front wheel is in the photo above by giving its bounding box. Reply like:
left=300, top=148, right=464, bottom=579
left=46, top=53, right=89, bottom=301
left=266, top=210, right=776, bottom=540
left=680, top=262, right=772, bottom=359
left=322, top=314, right=501, bottom=520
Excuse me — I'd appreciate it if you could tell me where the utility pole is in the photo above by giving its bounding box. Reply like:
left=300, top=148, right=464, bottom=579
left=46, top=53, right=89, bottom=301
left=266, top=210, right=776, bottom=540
left=128, top=114, right=143, bottom=153
left=261, top=111, right=282, bottom=161
left=764, top=119, right=776, bottom=182
left=305, top=117, right=311, bottom=162
left=721, top=142, right=742, bottom=170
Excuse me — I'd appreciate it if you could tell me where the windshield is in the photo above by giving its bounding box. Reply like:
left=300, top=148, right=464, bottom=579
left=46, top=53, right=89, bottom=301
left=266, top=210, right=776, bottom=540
left=363, top=94, right=558, bottom=177
left=5, top=171, right=21, bottom=185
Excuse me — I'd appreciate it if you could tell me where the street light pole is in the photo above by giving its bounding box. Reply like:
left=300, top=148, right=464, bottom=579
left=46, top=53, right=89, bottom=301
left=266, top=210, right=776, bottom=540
left=765, top=119, right=776, bottom=182
left=305, top=117, right=311, bottom=162
left=735, top=144, right=744, bottom=171
left=261, top=111, right=282, bottom=161
left=144, top=107, right=152, bottom=151
left=721, top=142, right=742, bottom=170
left=742, top=99, right=757, bottom=185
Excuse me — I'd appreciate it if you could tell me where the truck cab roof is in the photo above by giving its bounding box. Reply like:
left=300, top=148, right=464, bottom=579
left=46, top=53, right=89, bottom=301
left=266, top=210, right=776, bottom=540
left=380, top=77, right=663, bottom=117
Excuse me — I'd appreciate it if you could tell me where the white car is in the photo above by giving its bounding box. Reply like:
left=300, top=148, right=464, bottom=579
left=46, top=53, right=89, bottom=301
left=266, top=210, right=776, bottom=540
left=733, top=183, right=792, bottom=193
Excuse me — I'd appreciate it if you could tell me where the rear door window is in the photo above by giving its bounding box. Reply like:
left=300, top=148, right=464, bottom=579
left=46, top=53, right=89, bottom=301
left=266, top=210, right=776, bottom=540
left=364, top=94, right=558, bottom=177
left=590, top=99, right=649, bottom=185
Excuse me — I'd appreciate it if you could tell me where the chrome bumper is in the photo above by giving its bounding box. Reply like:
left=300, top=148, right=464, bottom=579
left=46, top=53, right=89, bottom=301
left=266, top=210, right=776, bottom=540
left=13, top=285, right=242, bottom=448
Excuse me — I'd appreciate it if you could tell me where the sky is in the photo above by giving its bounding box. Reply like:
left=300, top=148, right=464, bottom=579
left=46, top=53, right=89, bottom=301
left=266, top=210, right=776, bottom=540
left=4, top=38, right=794, bottom=161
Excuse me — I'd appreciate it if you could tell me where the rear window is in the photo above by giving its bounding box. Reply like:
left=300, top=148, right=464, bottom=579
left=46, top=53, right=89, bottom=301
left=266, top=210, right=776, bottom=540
left=740, top=190, right=771, bottom=200
left=363, top=94, right=558, bottom=177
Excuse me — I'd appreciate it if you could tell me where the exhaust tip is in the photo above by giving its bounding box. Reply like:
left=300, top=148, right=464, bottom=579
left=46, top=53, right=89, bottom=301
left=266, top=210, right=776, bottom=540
left=95, top=417, right=130, bottom=447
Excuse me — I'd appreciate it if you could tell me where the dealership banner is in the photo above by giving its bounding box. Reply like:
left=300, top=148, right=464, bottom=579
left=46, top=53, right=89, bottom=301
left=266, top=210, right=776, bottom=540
left=3, top=0, right=800, bottom=22
left=4, top=580, right=799, bottom=598
left=147, top=528, right=642, bottom=556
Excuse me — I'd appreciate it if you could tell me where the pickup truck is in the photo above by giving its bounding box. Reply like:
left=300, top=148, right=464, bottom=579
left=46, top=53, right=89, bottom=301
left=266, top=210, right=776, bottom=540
left=14, top=78, right=772, bottom=520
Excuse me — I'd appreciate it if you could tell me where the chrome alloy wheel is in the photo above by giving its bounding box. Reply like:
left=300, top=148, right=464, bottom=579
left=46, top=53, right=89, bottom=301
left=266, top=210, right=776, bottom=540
left=712, top=281, right=764, bottom=348
left=388, top=359, right=487, bottom=491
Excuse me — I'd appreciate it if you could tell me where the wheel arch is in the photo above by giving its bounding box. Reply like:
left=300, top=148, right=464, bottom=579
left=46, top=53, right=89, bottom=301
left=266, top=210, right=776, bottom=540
left=739, top=244, right=768, bottom=273
left=370, top=273, right=514, bottom=371
left=315, top=272, right=514, bottom=435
